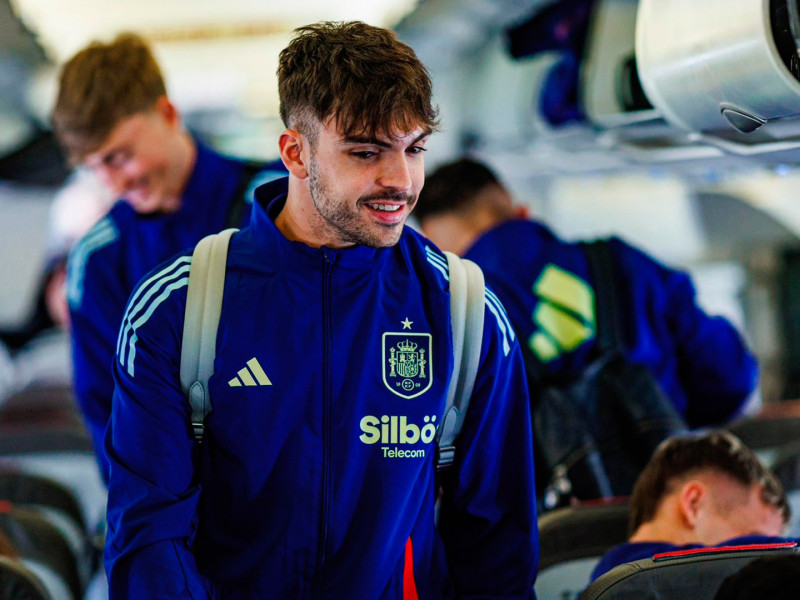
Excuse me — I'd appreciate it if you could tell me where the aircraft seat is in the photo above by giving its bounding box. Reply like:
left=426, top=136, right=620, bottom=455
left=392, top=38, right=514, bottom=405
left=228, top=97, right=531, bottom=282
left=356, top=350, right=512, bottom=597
left=535, top=499, right=630, bottom=600
left=578, top=541, right=800, bottom=600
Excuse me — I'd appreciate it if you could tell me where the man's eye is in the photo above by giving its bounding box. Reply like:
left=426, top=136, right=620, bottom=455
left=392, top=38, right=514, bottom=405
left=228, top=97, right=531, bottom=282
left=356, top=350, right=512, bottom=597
left=105, top=151, right=129, bottom=167
left=408, top=146, right=428, bottom=155
left=352, top=151, right=377, bottom=159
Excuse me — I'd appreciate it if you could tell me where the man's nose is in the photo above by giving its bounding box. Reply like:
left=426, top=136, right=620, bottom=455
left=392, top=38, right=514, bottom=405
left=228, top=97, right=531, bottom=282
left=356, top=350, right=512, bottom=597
left=95, top=166, right=131, bottom=197
left=378, top=154, right=413, bottom=191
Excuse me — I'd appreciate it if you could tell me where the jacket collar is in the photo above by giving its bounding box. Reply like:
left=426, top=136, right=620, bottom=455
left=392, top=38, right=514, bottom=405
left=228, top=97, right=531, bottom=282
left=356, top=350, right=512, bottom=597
left=249, top=177, right=385, bottom=269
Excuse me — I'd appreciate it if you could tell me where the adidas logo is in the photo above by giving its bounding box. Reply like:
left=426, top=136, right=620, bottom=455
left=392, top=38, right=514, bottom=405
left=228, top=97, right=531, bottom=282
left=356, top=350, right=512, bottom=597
left=228, top=357, right=272, bottom=387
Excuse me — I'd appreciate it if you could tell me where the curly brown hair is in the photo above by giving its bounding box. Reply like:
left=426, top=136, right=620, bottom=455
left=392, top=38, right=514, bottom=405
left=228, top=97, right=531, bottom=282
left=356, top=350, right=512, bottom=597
left=278, top=21, right=439, bottom=143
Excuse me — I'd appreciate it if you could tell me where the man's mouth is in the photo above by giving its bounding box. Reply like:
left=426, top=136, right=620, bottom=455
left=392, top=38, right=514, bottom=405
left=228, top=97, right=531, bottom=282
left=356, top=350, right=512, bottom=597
left=365, top=202, right=403, bottom=213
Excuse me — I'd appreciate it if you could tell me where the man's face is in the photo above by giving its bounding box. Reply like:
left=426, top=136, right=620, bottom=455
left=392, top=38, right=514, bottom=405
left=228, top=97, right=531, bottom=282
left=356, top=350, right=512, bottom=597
left=302, top=118, right=429, bottom=248
left=82, top=102, right=187, bottom=214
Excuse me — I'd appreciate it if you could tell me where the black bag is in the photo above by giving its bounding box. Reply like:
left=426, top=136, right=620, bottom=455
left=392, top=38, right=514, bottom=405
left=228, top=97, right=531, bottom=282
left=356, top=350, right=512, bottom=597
left=530, top=241, right=687, bottom=510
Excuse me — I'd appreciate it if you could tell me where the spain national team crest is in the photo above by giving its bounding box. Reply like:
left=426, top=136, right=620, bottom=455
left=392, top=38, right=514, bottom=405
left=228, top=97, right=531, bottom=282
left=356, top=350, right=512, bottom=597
left=382, top=332, right=433, bottom=399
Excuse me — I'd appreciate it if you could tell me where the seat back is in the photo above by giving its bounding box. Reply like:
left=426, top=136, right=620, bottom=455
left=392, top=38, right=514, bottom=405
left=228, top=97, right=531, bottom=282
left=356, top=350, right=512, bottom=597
left=0, top=471, right=92, bottom=587
left=0, top=507, right=83, bottom=600
left=728, top=416, right=800, bottom=466
left=0, top=425, right=106, bottom=532
left=579, top=541, right=800, bottom=600
left=0, top=555, right=51, bottom=600
left=535, top=500, right=630, bottom=600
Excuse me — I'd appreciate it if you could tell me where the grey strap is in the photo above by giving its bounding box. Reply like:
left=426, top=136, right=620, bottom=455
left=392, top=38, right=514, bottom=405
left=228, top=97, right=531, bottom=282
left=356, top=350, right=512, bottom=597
left=180, top=228, right=237, bottom=442
left=437, top=252, right=485, bottom=470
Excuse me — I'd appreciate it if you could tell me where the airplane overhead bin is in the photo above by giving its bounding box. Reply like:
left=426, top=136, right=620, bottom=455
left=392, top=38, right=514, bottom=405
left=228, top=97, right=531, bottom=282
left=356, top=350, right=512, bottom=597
left=636, top=0, right=800, bottom=149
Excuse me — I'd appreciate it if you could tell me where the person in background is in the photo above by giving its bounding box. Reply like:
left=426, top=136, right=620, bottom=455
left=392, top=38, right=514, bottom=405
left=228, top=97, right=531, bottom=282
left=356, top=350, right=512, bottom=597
left=415, top=158, right=759, bottom=429
left=591, top=430, right=790, bottom=581
left=51, top=33, right=282, bottom=481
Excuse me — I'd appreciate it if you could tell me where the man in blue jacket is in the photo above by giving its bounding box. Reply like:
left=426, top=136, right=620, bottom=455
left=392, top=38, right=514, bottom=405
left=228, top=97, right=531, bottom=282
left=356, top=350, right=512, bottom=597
left=52, top=33, right=280, bottom=481
left=415, top=158, right=759, bottom=428
left=590, top=430, right=790, bottom=581
left=104, top=22, right=538, bottom=599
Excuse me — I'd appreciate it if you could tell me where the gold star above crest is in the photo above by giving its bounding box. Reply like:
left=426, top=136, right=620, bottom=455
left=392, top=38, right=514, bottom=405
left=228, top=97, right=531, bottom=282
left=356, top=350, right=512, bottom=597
left=401, top=317, right=413, bottom=330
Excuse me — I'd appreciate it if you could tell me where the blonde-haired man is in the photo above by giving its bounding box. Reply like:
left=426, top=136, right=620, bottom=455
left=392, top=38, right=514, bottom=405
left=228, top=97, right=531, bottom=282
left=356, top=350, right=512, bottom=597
left=54, top=33, right=277, bottom=481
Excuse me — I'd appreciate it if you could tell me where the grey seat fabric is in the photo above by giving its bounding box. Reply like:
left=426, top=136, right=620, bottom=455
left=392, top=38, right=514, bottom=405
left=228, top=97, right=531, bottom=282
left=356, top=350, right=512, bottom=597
left=535, top=501, right=630, bottom=600
left=0, top=556, right=51, bottom=600
left=728, top=416, right=800, bottom=466
left=0, top=508, right=83, bottom=600
left=0, top=472, right=92, bottom=588
left=579, top=542, right=800, bottom=600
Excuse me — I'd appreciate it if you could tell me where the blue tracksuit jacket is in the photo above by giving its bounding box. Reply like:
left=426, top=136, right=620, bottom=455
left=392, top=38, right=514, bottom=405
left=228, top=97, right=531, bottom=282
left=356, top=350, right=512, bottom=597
left=66, top=143, right=282, bottom=480
left=105, top=178, right=539, bottom=599
left=464, top=220, right=758, bottom=427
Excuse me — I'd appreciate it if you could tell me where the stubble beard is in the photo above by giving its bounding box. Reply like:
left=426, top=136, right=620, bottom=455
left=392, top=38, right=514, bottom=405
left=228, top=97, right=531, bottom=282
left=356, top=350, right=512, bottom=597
left=307, top=153, right=409, bottom=248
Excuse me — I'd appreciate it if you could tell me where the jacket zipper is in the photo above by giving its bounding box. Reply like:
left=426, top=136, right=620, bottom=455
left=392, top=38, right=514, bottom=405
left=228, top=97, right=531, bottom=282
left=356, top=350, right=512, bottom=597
left=316, top=249, right=335, bottom=598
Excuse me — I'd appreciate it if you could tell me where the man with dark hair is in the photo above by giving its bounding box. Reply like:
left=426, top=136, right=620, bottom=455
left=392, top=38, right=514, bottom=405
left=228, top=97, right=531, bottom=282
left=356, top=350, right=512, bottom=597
left=104, top=22, right=538, bottom=599
left=591, top=431, right=790, bottom=581
left=415, top=158, right=758, bottom=429
left=53, top=33, right=280, bottom=480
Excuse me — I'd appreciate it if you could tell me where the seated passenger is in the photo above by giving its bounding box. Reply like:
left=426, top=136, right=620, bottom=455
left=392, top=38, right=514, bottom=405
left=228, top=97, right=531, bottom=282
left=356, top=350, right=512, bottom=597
left=591, top=430, right=790, bottom=581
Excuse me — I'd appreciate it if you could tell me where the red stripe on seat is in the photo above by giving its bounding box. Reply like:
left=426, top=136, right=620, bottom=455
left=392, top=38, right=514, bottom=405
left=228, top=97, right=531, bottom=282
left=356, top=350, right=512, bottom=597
left=404, top=537, right=420, bottom=600
left=653, top=542, right=797, bottom=561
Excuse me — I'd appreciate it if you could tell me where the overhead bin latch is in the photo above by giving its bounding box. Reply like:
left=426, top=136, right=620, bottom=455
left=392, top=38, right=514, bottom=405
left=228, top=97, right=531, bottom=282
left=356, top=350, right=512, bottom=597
left=720, top=104, right=767, bottom=134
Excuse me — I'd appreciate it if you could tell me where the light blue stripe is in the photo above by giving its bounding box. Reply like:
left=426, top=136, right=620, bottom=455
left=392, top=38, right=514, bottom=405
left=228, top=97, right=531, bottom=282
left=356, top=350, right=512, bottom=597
left=485, top=288, right=515, bottom=341
left=66, top=219, right=117, bottom=308
left=484, top=294, right=511, bottom=356
left=425, top=247, right=448, bottom=269
left=118, top=264, right=191, bottom=364
left=117, top=259, right=192, bottom=360
left=427, top=258, right=449, bottom=281
left=124, top=277, right=189, bottom=376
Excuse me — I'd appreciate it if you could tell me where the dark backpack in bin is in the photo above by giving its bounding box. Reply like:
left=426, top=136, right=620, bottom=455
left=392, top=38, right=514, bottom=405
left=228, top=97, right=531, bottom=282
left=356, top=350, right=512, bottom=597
left=530, top=241, right=687, bottom=510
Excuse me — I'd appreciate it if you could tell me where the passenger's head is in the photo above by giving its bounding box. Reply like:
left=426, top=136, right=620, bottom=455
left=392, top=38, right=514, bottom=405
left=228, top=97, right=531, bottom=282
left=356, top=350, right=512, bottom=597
left=415, top=158, right=521, bottom=255
left=52, top=33, right=194, bottom=214
left=629, top=431, right=789, bottom=546
left=713, top=555, right=800, bottom=600
left=276, top=21, right=438, bottom=248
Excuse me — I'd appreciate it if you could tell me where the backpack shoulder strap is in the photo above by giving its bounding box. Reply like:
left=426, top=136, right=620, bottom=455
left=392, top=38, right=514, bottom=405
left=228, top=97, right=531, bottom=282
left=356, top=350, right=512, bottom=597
left=436, top=251, right=485, bottom=470
left=583, top=240, right=623, bottom=354
left=180, top=228, right=238, bottom=443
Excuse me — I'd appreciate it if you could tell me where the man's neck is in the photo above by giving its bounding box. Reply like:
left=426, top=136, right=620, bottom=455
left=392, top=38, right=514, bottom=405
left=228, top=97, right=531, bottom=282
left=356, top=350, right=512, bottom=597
left=629, top=519, right=699, bottom=547
left=274, top=179, right=354, bottom=249
left=165, top=130, right=198, bottom=213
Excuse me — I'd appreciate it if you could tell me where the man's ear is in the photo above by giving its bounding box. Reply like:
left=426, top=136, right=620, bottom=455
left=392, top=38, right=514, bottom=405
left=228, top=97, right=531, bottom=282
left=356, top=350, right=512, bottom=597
left=678, top=481, right=706, bottom=529
left=279, top=129, right=309, bottom=179
left=155, top=95, right=180, bottom=128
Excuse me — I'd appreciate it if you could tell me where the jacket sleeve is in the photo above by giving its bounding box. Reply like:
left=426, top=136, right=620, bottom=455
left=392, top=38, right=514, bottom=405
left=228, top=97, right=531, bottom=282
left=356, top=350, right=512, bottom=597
left=66, top=218, right=128, bottom=482
left=104, top=257, right=215, bottom=599
left=438, top=286, right=539, bottom=599
left=655, top=254, right=759, bottom=426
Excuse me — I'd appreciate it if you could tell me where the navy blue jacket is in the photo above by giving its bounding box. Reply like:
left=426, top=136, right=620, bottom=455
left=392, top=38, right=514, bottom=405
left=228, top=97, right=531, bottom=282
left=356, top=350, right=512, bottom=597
left=105, top=179, right=538, bottom=599
left=66, top=143, right=278, bottom=479
left=464, top=219, right=759, bottom=427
